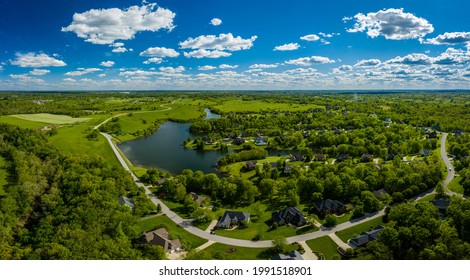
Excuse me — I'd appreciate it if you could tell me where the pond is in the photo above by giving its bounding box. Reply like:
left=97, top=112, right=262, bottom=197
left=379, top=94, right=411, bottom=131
left=118, top=108, right=226, bottom=174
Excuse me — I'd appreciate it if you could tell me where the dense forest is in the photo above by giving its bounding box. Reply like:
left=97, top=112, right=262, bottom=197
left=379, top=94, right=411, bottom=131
left=0, top=124, right=160, bottom=259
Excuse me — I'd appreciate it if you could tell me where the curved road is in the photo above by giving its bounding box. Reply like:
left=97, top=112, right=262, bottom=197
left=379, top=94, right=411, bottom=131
left=99, top=104, right=387, bottom=248
left=440, top=133, right=457, bottom=193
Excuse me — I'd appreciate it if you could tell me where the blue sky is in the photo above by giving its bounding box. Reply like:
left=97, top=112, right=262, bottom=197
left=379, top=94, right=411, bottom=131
left=1, top=0, right=470, bottom=90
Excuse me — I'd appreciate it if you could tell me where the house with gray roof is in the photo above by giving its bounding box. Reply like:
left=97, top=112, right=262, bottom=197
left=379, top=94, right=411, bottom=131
left=272, top=250, right=304, bottom=260
left=142, top=228, right=182, bottom=252
left=314, top=199, right=345, bottom=215
left=349, top=225, right=384, bottom=247
left=216, top=211, right=250, bottom=229
left=272, top=206, right=306, bottom=227
left=118, top=196, right=134, bottom=208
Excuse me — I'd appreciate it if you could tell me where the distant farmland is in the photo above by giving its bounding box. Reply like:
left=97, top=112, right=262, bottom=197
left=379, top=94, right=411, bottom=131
left=11, top=113, right=90, bottom=124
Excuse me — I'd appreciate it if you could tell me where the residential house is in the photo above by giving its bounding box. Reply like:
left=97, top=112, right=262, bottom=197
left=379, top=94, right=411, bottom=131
left=372, top=188, right=389, bottom=198
left=272, top=206, right=307, bottom=227
left=245, top=161, right=257, bottom=171
left=361, top=154, right=374, bottom=162
left=118, top=196, right=134, bottom=208
left=142, top=228, right=182, bottom=252
left=302, top=132, right=310, bottom=139
left=420, top=149, right=431, bottom=157
left=290, top=154, right=305, bottom=162
left=156, top=178, right=168, bottom=186
left=284, top=164, right=292, bottom=174
left=232, top=137, right=245, bottom=145
left=190, top=192, right=206, bottom=206
left=255, top=137, right=268, bottom=145
left=272, top=250, right=304, bottom=260
left=454, top=129, right=464, bottom=137
left=216, top=211, right=250, bottom=229
left=431, top=199, right=451, bottom=215
left=427, top=131, right=438, bottom=139
left=314, top=199, right=345, bottom=215
left=349, top=225, right=385, bottom=247
left=315, top=154, right=327, bottom=161
left=336, top=154, right=349, bottom=162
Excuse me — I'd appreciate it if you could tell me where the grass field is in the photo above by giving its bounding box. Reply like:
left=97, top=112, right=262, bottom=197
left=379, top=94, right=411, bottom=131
left=448, top=177, right=464, bottom=194
left=11, top=113, right=90, bottom=124
left=212, top=100, right=324, bottom=113
left=0, top=115, right=49, bottom=129
left=137, top=215, right=207, bottom=250
left=200, top=242, right=297, bottom=260
left=213, top=203, right=317, bottom=240
left=305, top=235, right=341, bottom=260
left=418, top=194, right=438, bottom=202
left=0, top=156, right=8, bottom=196
left=336, top=216, right=385, bottom=243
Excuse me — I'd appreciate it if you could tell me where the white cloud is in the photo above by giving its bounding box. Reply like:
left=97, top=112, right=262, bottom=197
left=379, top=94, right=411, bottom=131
left=29, top=69, right=50, bottom=75
left=98, top=74, right=106, bottom=77
left=62, top=78, right=77, bottom=83
left=159, top=66, right=185, bottom=73
left=62, top=3, right=175, bottom=45
left=300, top=34, right=320, bottom=41
left=285, top=56, right=335, bottom=66
left=210, top=18, right=222, bottom=26
left=219, top=64, right=238, bottom=69
left=249, top=63, right=279, bottom=69
left=183, top=49, right=232, bottom=58
left=274, top=43, right=300, bottom=51
left=422, top=32, right=470, bottom=45
left=112, top=47, right=132, bottom=53
left=346, top=8, right=434, bottom=40
left=65, top=68, right=102, bottom=76
left=143, top=57, right=163, bottom=64
left=9, top=74, right=45, bottom=84
left=354, top=59, right=381, bottom=67
left=319, top=32, right=340, bottom=38
left=386, top=53, right=432, bottom=65
left=432, top=48, right=470, bottom=65
left=11, top=52, right=66, bottom=68
left=198, top=65, right=217, bottom=71
left=100, top=61, right=115, bottom=67
left=0, top=65, right=3, bottom=71
left=140, top=47, right=179, bottom=57
left=179, top=33, right=257, bottom=51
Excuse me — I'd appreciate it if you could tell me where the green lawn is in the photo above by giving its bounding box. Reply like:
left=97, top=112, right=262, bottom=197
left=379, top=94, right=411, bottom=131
left=200, top=242, right=298, bottom=260
left=137, top=215, right=207, bottom=249
left=213, top=100, right=324, bottom=113
left=418, top=194, right=438, bottom=202
left=336, top=216, right=385, bottom=243
left=305, top=235, right=341, bottom=260
left=0, top=156, right=8, bottom=196
left=448, top=177, right=464, bottom=194
left=213, top=203, right=317, bottom=241
left=0, top=115, right=48, bottom=129
left=49, top=124, right=120, bottom=166
left=11, top=113, right=90, bottom=124
left=310, top=212, right=354, bottom=226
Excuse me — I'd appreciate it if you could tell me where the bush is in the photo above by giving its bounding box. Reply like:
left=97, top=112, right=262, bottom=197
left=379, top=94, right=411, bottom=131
left=324, top=214, right=338, bottom=227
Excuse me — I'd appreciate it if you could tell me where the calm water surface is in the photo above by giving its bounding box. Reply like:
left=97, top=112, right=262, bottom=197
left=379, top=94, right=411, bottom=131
left=118, top=109, right=226, bottom=174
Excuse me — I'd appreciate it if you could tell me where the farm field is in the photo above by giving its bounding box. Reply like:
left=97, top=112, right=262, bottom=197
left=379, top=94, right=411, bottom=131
left=11, top=113, right=90, bottom=124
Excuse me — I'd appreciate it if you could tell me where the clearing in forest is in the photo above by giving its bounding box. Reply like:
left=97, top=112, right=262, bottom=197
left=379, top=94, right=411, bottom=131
left=11, top=113, right=90, bottom=124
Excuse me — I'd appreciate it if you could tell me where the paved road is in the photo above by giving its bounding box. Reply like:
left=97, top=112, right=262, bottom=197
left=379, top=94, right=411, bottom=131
left=441, top=133, right=456, bottom=192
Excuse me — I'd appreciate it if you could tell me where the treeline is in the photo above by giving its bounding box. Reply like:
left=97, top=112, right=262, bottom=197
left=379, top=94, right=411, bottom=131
left=218, top=149, right=267, bottom=166
left=357, top=200, right=470, bottom=259
left=448, top=133, right=470, bottom=194
left=0, top=124, right=160, bottom=259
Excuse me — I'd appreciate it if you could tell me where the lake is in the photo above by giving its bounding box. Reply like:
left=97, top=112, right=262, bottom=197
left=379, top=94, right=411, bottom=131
left=118, top=108, right=227, bottom=174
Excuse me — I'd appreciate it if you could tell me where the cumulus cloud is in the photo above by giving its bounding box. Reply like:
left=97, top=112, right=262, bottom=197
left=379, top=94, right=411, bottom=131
left=386, top=53, right=432, bottom=65
left=345, top=8, right=434, bottom=40
left=432, top=48, right=469, bottom=65
left=29, top=69, right=50, bottom=75
left=100, top=61, right=115, bottom=67
left=285, top=56, right=335, bottom=66
left=140, top=47, right=179, bottom=57
left=198, top=65, right=217, bottom=71
left=183, top=49, right=231, bottom=59
left=11, top=52, right=66, bottom=68
left=179, top=33, right=257, bottom=51
left=219, top=64, right=238, bottom=69
left=210, top=18, right=222, bottom=26
left=422, top=32, right=470, bottom=45
left=249, top=63, right=279, bottom=69
left=65, top=68, right=102, bottom=76
left=354, top=59, right=381, bottom=67
left=62, top=3, right=175, bottom=45
left=143, top=57, right=163, bottom=64
left=98, top=74, right=106, bottom=77
left=159, top=66, right=185, bottom=73
left=300, top=34, right=320, bottom=41
left=112, top=47, right=132, bottom=53
left=319, top=32, right=340, bottom=38
left=274, top=43, right=300, bottom=51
